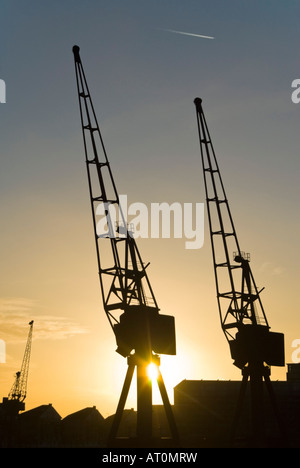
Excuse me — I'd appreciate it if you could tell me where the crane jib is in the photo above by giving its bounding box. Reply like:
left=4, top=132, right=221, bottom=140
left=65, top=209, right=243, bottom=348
left=194, top=97, right=284, bottom=370
left=72, top=45, right=176, bottom=360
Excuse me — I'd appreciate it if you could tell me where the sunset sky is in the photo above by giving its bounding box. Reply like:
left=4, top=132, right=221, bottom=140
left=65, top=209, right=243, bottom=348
left=1, top=0, right=300, bottom=419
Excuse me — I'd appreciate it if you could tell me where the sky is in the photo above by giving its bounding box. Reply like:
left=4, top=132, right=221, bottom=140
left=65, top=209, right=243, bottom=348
left=0, top=0, right=299, bottom=419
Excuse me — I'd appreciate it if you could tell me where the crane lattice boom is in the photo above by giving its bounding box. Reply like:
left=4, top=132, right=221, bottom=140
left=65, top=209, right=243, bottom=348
left=72, top=45, right=175, bottom=359
left=8, top=320, right=34, bottom=403
left=194, top=98, right=284, bottom=370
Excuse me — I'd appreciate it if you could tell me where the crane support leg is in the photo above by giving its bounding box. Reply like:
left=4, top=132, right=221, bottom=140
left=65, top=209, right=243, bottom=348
left=231, top=364, right=287, bottom=447
left=249, top=364, right=265, bottom=447
left=264, top=370, right=288, bottom=446
left=230, top=370, right=248, bottom=444
left=136, top=360, right=152, bottom=441
left=157, top=368, right=180, bottom=445
left=107, top=353, right=180, bottom=447
left=107, top=357, right=135, bottom=446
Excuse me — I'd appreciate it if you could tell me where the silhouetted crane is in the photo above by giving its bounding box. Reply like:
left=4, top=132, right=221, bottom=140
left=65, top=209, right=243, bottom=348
left=72, top=45, right=179, bottom=447
left=1, top=320, right=34, bottom=415
left=194, top=98, right=285, bottom=446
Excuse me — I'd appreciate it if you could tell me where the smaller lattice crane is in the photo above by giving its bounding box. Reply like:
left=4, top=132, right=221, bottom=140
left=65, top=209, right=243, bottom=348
left=1, top=321, right=34, bottom=415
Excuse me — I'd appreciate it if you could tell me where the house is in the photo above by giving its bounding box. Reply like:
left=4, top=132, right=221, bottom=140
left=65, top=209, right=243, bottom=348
left=17, top=404, right=61, bottom=447
left=61, top=406, right=105, bottom=447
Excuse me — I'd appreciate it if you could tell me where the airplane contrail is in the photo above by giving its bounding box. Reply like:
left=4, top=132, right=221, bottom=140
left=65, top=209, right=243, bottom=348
left=161, top=28, right=215, bottom=40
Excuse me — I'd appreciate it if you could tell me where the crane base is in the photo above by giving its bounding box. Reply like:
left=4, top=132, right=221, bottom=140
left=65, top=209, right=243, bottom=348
left=107, top=354, right=180, bottom=448
left=0, top=397, right=25, bottom=415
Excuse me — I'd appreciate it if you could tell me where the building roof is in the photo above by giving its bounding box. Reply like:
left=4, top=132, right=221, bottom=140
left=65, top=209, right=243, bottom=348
left=18, top=404, right=61, bottom=422
left=62, top=406, right=104, bottom=424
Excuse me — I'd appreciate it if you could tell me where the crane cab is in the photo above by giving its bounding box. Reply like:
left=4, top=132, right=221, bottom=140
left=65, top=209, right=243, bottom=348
left=113, top=306, right=176, bottom=358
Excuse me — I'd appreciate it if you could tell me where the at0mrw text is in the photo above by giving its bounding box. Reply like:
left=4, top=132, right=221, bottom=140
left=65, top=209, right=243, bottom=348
left=145, top=452, right=197, bottom=463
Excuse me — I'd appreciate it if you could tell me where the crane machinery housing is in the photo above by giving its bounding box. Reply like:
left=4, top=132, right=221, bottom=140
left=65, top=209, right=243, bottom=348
left=72, top=46, right=179, bottom=447
left=194, top=98, right=285, bottom=446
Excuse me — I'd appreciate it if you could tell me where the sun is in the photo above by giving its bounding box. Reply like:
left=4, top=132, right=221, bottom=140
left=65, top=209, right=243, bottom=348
left=144, top=355, right=185, bottom=406
left=146, top=362, right=159, bottom=381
